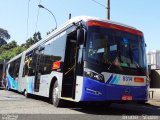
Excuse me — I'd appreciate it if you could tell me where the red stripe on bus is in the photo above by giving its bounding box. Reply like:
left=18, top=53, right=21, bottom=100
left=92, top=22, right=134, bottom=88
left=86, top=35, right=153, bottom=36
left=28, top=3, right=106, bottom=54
left=134, top=77, right=144, bottom=83
left=88, top=21, right=143, bottom=36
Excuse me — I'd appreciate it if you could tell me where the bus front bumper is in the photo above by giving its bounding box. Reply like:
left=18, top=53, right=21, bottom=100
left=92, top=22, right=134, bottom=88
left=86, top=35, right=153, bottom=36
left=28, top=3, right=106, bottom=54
left=80, top=77, right=148, bottom=102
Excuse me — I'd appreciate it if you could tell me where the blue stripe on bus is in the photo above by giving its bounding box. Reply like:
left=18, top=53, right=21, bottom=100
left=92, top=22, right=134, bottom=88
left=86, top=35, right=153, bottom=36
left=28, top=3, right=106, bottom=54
left=7, top=76, right=11, bottom=88
left=109, top=75, right=117, bottom=84
left=113, top=75, right=120, bottom=84
left=106, top=74, right=113, bottom=83
left=7, top=75, right=18, bottom=90
left=80, top=77, right=148, bottom=101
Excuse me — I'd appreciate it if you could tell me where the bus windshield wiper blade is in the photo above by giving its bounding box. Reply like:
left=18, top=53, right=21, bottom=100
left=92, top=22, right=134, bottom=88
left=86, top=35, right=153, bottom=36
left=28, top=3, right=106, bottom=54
left=107, top=62, right=112, bottom=70
left=107, top=57, right=120, bottom=70
left=133, top=61, right=142, bottom=69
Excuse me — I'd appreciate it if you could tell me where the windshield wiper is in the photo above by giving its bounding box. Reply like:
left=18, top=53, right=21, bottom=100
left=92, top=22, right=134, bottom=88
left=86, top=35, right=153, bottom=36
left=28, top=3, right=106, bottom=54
left=133, top=61, right=143, bottom=69
left=107, top=57, right=121, bottom=70
left=107, top=62, right=112, bottom=70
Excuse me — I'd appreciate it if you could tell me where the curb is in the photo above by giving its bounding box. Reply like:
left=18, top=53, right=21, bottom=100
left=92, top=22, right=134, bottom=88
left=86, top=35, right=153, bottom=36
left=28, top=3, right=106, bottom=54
left=147, top=99, right=160, bottom=107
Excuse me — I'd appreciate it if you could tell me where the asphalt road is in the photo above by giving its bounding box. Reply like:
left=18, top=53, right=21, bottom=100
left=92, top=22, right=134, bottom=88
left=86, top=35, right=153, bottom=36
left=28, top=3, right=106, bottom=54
left=0, top=89, right=160, bottom=120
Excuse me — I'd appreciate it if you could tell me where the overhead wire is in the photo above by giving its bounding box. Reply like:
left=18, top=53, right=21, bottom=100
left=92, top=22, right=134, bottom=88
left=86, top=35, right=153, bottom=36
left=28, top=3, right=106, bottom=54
left=35, top=0, right=42, bottom=33
left=91, top=0, right=107, bottom=9
left=26, top=0, right=31, bottom=39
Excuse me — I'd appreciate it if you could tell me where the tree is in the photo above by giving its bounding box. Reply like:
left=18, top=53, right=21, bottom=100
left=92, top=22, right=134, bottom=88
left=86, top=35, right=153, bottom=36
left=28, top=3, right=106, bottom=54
left=25, top=37, right=34, bottom=48
left=0, top=46, right=26, bottom=61
left=24, top=31, right=42, bottom=48
left=0, top=31, right=41, bottom=61
left=33, top=31, right=42, bottom=43
left=0, top=28, right=10, bottom=46
left=0, top=40, right=17, bottom=54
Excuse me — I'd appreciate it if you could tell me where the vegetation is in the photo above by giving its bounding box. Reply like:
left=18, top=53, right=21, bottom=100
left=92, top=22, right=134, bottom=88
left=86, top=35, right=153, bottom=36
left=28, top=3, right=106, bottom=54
left=0, top=31, right=42, bottom=62
left=0, top=28, right=10, bottom=46
left=0, top=46, right=26, bottom=61
left=22, top=32, right=42, bottom=48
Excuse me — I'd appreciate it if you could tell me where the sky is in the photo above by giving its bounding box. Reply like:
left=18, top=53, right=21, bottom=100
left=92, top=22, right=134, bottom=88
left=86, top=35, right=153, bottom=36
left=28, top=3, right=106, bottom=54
left=0, top=0, right=160, bottom=52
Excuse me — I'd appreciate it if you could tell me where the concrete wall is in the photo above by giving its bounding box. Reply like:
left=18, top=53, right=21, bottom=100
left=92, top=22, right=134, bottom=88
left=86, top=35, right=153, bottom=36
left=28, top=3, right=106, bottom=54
left=150, top=69, right=160, bottom=88
left=149, top=89, right=160, bottom=100
left=147, top=50, right=160, bottom=69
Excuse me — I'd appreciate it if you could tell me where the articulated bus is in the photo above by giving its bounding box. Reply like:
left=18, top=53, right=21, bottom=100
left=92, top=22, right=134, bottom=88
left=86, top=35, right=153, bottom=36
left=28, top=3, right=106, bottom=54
left=5, top=16, right=148, bottom=107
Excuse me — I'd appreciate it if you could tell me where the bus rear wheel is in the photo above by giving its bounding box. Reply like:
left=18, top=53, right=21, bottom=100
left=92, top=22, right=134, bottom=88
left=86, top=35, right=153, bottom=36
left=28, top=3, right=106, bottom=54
left=24, top=90, right=29, bottom=98
left=51, top=81, right=63, bottom=107
left=6, top=86, right=10, bottom=91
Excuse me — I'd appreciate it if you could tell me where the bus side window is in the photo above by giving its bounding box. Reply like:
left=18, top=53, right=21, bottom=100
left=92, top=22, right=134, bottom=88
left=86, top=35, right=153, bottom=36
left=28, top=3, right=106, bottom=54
left=39, top=43, right=59, bottom=75
left=8, top=57, right=21, bottom=78
left=8, top=62, right=14, bottom=78
left=38, top=35, right=65, bottom=75
left=23, top=50, right=36, bottom=76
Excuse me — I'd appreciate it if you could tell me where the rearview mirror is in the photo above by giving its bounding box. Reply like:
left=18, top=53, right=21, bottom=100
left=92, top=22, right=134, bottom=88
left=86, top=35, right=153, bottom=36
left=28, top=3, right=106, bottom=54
left=77, top=29, right=85, bottom=45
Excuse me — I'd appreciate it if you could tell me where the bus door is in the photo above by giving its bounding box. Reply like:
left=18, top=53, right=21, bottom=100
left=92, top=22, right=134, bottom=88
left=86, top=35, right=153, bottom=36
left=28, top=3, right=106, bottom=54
left=34, top=47, right=44, bottom=92
left=62, top=32, right=78, bottom=98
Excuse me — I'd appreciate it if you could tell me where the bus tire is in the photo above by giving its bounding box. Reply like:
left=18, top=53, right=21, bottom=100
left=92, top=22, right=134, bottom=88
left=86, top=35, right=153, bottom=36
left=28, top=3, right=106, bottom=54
left=137, top=101, right=148, bottom=105
left=52, top=81, right=63, bottom=107
left=7, top=86, right=10, bottom=91
left=24, top=90, right=29, bottom=98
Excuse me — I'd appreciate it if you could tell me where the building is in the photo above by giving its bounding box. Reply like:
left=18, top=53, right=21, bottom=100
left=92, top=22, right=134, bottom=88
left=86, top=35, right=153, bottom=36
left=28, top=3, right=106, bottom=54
left=147, top=50, right=160, bottom=70
left=147, top=50, right=160, bottom=89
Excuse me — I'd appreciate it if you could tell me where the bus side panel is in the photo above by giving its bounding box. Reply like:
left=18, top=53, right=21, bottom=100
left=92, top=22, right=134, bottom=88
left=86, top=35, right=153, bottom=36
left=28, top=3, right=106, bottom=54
left=20, top=77, right=29, bottom=93
left=26, top=76, right=35, bottom=94
left=21, top=76, right=37, bottom=95
left=22, top=72, right=63, bottom=98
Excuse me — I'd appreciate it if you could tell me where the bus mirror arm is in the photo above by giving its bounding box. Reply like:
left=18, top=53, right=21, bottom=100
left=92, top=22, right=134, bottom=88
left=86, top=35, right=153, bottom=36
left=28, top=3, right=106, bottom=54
left=145, top=43, right=147, bottom=47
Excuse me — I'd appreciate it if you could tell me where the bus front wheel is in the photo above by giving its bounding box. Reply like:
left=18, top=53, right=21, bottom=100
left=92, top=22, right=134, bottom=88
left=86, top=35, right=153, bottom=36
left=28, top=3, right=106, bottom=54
left=51, top=81, right=63, bottom=107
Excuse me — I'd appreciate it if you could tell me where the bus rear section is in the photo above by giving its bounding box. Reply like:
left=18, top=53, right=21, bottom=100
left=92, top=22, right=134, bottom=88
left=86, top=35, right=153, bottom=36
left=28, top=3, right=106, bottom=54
left=79, top=20, right=148, bottom=103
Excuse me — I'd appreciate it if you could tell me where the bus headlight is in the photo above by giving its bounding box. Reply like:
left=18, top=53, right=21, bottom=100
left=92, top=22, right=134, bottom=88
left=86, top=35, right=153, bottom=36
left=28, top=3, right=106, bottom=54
left=84, top=68, right=104, bottom=82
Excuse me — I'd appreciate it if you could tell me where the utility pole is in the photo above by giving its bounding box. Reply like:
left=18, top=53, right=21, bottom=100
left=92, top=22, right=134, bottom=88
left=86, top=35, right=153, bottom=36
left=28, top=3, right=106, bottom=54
left=107, top=0, right=110, bottom=20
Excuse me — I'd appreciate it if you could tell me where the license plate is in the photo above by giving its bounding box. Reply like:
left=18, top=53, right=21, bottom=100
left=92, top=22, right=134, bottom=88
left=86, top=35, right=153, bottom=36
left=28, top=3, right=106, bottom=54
left=122, top=95, right=133, bottom=100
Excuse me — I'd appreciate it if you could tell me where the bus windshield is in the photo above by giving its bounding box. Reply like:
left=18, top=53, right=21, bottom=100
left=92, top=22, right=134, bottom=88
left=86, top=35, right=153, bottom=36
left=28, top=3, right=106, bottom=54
left=86, top=26, right=147, bottom=69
